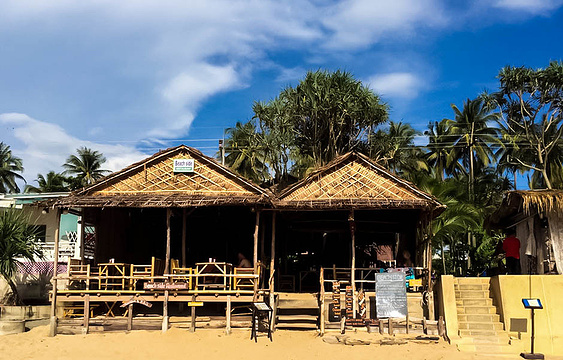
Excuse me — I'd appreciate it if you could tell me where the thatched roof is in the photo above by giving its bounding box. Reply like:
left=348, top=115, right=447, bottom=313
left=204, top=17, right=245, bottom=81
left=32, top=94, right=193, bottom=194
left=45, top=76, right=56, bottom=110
left=488, top=190, right=563, bottom=228
left=50, top=145, right=270, bottom=208
left=274, top=152, right=443, bottom=211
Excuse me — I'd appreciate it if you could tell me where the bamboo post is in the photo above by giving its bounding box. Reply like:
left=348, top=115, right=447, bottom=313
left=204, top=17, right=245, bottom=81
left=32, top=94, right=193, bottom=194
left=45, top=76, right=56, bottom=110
left=162, top=290, right=169, bottom=332
left=269, top=212, right=276, bottom=331
left=320, top=267, right=325, bottom=335
left=388, top=318, right=393, bottom=335
left=49, top=209, right=61, bottom=337
left=165, top=208, right=172, bottom=274
left=226, top=295, right=231, bottom=335
left=348, top=210, right=356, bottom=315
left=253, top=209, right=261, bottom=299
left=190, top=295, right=196, bottom=332
left=182, top=208, right=187, bottom=267
left=82, top=294, right=90, bottom=334
left=79, top=212, right=85, bottom=261
left=427, top=211, right=434, bottom=292
left=127, top=304, right=133, bottom=331
left=406, top=312, right=409, bottom=334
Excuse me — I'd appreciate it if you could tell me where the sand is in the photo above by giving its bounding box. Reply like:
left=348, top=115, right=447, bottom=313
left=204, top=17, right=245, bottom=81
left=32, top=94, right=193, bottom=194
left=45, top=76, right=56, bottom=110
left=0, top=326, right=560, bottom=360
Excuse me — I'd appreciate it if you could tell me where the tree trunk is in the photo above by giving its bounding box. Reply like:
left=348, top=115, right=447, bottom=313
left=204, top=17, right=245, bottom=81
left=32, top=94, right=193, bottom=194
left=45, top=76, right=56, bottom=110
left=5, top=277, right=22, bottom=305
left=542, top=167, right=553, bottom=189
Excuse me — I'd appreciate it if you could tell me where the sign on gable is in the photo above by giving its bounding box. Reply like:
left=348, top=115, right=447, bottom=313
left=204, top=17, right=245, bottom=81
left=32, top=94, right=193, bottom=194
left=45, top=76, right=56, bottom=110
left=173, top=159, right=195, bottom=173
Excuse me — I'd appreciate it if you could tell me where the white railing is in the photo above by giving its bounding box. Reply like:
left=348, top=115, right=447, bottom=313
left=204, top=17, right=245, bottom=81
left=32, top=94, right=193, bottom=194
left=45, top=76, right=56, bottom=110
left=40, top=241, right=77, bottom=262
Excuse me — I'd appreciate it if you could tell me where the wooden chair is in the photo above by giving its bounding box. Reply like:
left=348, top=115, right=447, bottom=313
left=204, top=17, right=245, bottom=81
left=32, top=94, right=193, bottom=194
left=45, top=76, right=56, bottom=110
left=233, top=262, right=264, bottom=290
left=66, top=257, right=89, bottom=290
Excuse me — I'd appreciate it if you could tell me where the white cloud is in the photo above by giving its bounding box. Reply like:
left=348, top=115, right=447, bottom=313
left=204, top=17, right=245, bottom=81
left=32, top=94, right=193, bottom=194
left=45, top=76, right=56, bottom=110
left=322, top=0, right=448, bottom=49
left=156, top=64, right=241, bottom=137
left=0, top=113, right=146, bottom=187
left=366, top=72, right=424, bottom=99
left=493, top=0, right=563, bottom=14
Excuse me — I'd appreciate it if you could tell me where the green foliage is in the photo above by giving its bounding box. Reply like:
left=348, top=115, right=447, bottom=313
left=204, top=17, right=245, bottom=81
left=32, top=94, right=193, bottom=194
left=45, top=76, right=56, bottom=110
left=0, top=142, right=25, bottom=193
left=24, top=171, right=70, bottom=193
left=224, top=121, right=269, bottom=184
left=0, top=209, right=42, bottom=304
left=63, top=147, right=109, bottom=189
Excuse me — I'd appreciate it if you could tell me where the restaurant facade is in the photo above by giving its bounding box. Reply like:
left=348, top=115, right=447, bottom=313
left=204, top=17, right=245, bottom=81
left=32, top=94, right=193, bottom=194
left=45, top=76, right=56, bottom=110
left=44, top=145, right=444, bottom=336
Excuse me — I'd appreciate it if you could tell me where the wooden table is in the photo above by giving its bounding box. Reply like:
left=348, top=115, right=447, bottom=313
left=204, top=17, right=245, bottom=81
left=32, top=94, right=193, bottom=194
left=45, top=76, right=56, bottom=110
left=195, top=262, right=233, bottom=290
left=98, top=263, right=130, bottom=290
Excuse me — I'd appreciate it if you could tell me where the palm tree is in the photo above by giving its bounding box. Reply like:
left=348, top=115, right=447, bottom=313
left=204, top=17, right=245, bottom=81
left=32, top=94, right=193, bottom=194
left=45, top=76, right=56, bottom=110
left=448, top=98, right=501, bottom=199
left=0, top=142, right=25, bottom=193
left=24, top=171, right=70, bottom=193
left=223, top=121, right=269, bottom=184
left=63, top=147, right=109, bottom=188
left=369, top=121, right=428, bottom=178
left=425, top=119, right=462, bottom=180
left=0, top=209, right=42, bottom=304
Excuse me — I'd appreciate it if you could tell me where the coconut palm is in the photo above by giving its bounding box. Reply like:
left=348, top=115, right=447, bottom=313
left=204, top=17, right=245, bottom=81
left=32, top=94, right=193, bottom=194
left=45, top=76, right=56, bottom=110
left=0, top=209, right=42, bottom=304
left=448, top=98, right=502, bottom=198
left=223, top=121, right=269, bottom=184
left=369, top=121, right=428, bottom=178
left=24, top=171, right=70, bottom=193
left=0, top=142, right=25, bottom=193
left=63, top=147, right=109, bottom=188
left=425, top=119, right=462, bottom=180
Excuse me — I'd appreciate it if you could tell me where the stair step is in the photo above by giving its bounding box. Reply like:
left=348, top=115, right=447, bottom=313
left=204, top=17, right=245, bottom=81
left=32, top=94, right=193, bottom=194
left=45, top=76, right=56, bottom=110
left=457, top=343, right=514, bottom=353
left=458, top=321, right=504, bottom=331
left=454, top=277, right=490, bottom=285
left=275, top=323, right=318, bottom=330
left=456, top=298, right=493, bottom=306
left=457, top=306, right=497, bottom=314
left=455, top=284, right=490, bottom=291
left=458, top=335, right=509, bottom=345
left=455, top=290, right=490, bottom=299
left=276, top=315, right=318, bottom=323
left=459, top=329, right=506, bottom=337
left=457, top=314, right=500, bottom=323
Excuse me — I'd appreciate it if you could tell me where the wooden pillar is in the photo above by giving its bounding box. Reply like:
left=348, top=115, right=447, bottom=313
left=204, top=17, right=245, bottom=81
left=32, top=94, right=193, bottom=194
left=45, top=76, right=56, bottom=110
left=162, top=290, right=169, bottom=332
left=427, top=211, right=434, bottom=292
left=269, top=212, right=276, bottom=330
left=165, top=208, right=172, bottom=274
left=190, top=295, right=197, bottom=332
left=253, top=208, right=261, bottom=298
left=319, top=267, right=325, bottom=335
left=182, top=208, right=187, bottom=267
left=260, top=220, right=266, bottom=262
left=82, top=294, right=90, bottom=335
left=348, top=210, right=356, bottom=315
left=127, top=304, right=133, bottom=331
left=226, top=295, right=232, bottom=335
left=78, top=211, right=85, bottom=261
left=49, top=209, right=61, bottom=337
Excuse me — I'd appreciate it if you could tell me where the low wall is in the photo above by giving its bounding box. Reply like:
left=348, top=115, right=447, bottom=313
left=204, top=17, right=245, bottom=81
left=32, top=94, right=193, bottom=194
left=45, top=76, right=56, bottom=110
left=0, top=305, right=51, bottom=320
left=435, top=275, right=458, bottom=342
left=494, top=275, right=563, bottom=356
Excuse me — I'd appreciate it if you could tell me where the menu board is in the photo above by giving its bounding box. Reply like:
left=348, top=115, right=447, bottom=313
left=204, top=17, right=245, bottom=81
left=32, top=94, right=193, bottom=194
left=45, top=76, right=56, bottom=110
left=375, top=272, right=408, bottom=318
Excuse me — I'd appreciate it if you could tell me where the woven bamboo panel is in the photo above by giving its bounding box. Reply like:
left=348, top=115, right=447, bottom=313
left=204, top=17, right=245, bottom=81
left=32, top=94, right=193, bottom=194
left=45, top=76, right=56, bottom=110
left=279, top=159, right=424, bottom=203
left=92, top=149, right=256, bottom=197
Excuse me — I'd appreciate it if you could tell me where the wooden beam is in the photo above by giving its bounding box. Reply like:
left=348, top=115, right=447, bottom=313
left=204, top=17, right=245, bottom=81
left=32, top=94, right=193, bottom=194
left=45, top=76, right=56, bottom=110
left=253, top=209, right=261, bottom=298
left=269, top=211, right=276, bottom=330
left=182, top=208, right=187, bottom=268
left=49, top=209, right=62, bottom=337
left=162, top=290, right=169, bottom=332
left=165, top=208, right=171, bottom=274
left=82, top=294, right=90, bottom=335
left=127, top=304, right=133, bottom=331
left=348, top=209, right=356, bottom=315
left=226, top=295, right=231, bottom=335
left=319, top=267, right=325, bottom=335
left=190, top=295, right=197, bottom=332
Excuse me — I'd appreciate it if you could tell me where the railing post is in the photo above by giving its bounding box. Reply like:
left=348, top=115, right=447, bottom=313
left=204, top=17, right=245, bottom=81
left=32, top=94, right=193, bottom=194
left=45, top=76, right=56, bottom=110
left=49, top=209, right=61, bottom=337
left=320, top=267, right=325, bottom=335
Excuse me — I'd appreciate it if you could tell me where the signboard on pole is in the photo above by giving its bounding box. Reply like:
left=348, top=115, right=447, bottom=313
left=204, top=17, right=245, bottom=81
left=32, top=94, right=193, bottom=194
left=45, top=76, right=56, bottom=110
left=173, top=159, right=195, bottom=173
left=375, top=272, right=408, bottom=318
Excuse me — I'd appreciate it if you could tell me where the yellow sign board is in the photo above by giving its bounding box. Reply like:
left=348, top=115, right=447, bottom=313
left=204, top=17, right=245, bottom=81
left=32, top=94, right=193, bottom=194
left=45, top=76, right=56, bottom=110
left=188, top=301, right=204, bottom=307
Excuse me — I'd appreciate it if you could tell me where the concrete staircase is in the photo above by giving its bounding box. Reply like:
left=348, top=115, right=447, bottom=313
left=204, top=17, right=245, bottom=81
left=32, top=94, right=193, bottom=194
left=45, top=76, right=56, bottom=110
left=275, top=293, right=319, bottom=330
left=454, top=277, right=513, bottom=354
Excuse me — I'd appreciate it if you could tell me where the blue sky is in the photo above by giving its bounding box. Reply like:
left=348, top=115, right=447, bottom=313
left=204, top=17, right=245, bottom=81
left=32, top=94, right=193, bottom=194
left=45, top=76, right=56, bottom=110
left=1, top=0, right=563, bottom=188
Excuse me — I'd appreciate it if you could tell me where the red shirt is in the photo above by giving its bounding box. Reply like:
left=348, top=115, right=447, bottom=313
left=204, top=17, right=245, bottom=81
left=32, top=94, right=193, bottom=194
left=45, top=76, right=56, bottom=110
left=503, top=236, right=520, bottom=259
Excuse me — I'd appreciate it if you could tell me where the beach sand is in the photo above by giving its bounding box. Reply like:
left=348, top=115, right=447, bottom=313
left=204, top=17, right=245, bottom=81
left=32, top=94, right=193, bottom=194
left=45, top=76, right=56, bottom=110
left=0, top=326, right=560, bottom=360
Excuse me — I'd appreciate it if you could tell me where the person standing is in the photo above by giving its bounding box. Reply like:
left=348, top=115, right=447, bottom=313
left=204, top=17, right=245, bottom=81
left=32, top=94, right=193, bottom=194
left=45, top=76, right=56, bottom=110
left=502, top=228, right=521, bottom=274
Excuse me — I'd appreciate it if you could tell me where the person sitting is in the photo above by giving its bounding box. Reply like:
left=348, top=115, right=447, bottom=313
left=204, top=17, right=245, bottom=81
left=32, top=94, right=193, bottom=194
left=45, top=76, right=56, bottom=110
left=237, top=252, right=252, bottom=268
left=502, top=228, right=521, bottom=274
